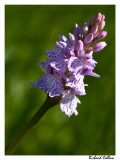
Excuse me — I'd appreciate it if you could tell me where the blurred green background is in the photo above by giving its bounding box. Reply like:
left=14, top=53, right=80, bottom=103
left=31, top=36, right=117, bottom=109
left=5, top=5, right=115, bottom=155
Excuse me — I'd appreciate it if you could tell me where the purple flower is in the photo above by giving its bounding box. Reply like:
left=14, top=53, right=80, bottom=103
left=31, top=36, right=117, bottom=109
left=30, top=12, right=107, bottom=117
left=45, top=46, right=64, bottom=59
left=60, top=94, right=80, bottom=117
left=68, top=57, right=83, bottom=73
left=66, top=75, right=87, bottom=95
left=50, top=58, right=68, bottom=73
left=30, top=74, right=64, bottom=97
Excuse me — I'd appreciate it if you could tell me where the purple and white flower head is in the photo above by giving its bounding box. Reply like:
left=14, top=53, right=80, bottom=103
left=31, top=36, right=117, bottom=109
left=30, top=13, right=107, bottom=117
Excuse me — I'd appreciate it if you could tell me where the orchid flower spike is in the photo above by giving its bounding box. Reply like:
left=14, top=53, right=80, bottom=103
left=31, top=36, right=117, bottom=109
left=30, top=13, right=107, bottom=117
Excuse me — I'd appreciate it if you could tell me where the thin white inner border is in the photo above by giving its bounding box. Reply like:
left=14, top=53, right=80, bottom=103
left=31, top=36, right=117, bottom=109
left=0, top=0, right=120, bottom=160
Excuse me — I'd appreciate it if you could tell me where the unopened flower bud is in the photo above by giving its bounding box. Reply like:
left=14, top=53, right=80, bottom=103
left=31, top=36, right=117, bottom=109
left=84, top=33, right=93, bottom=44
left=98, top=20, right=105, bottom=30
left=69, top=33, right=75, bottom=45
left=73, top=23, right=81, bottom=37
left=93, top=42, right=107, bottom=52
left=91, top=25, right=98, bottom=35
left=88, top=16, right=95, bottom=27
left=95, top=12, right=102, bottom=24
left=75, top=40, right=83, bottom=51
left=96, top=31, right=107, bottom=40
left=101, top=15, right=105, bottom=21
left=82, top=23, right=88, bottom=34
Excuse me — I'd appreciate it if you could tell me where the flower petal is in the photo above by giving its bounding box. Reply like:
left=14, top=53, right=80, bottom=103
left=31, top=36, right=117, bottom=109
left=78, top=65, right=100, bottom=77
left=46, top=48, right=64, bottom=59
left=60, top=94, right=80, bottom=117
left=59, top=35, right=70, bottom=47
left=68, top=57, right=83, bottom=73
left=66, top=75, right=86, bottom=95
left=50, top=58, right=68, bottom=73
left=39, top=61, right=48, bottom=73
left=30, top=74, right=64, bottom=97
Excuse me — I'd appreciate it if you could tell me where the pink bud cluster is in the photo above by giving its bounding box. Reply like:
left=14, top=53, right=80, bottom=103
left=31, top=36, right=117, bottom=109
left=74, top=12, right=107, bottom=55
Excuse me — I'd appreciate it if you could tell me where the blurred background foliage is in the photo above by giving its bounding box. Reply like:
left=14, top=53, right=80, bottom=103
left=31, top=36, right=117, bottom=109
left=5, top=5, right=115, bottom=155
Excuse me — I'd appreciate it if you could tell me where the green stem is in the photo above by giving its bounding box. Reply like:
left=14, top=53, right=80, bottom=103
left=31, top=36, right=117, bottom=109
left=5, top=94, right=62, bottom=155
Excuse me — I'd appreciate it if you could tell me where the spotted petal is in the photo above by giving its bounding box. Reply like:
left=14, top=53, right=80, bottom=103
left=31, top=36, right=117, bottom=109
left=60, top=94, right=80, bottom=117
left=50, top=58, right=68, bottom=73
left=46, top=48, right=64, bottom=59
left=68, top=57, right=83, bottom=73
left=30, top=74, right=64, bottom=97
left=78, top=65, right=100, bottom=77
left=66, top=75, right=87, bottom=95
